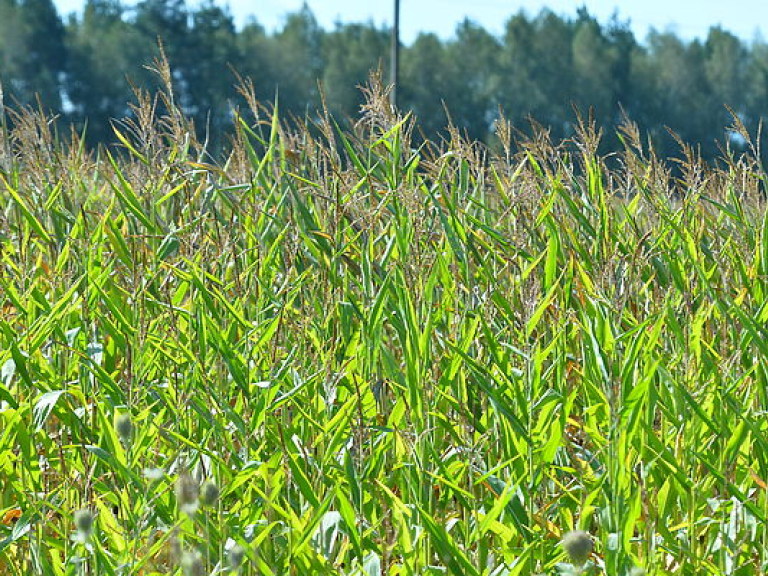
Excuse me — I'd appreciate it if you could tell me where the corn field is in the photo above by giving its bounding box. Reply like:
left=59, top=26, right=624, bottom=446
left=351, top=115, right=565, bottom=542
left=1, top=67, right=768, bottom=575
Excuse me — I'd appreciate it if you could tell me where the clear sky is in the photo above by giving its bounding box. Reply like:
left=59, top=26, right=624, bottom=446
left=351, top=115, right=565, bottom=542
left=53, top=0, right=768, bottom=44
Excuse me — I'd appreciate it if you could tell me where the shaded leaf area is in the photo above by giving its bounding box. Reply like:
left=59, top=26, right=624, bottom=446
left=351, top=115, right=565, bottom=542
left=1, top=75, right=768, bottom=575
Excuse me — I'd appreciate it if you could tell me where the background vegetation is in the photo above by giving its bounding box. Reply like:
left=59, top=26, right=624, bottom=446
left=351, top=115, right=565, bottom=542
left=1, top=0, right=768, bottom=160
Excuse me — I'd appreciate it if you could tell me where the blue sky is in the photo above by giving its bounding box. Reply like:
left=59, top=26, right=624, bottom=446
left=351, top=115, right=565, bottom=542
left=54, top=0, right=768, bottom=44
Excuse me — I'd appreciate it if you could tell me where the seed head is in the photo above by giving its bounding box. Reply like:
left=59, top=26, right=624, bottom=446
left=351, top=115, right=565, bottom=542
left=176, top=474, right=199, bottom=515
left=200, top=479, right=220, bottom=507
left=74, top=508, right=94, bottom=539
left=561, top=530, right=593, bottom=567
left=114, top=413, right=133, bottom=445
left=180, top=549, right=205, bottom=576
left=227, top=544, right=246, bottom=570
left=169, top=529, right=182, bottom=562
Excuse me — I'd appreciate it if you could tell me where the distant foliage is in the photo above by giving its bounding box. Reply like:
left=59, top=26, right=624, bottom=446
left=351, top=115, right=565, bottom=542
left=0, top=0, right=765, bottom=159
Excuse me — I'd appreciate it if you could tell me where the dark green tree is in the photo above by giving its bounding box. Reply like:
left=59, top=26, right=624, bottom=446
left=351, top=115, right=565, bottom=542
left=746, top=41, right=768, bottom=129
left=400, top=32, right=450, bottom=137
left=496, top=13, right=548, bottom=129
left=185, top=1, right=239, bottom=141
left=0, top=0, right=25, bottom=103
left=322, top=22, right=388, bottom=118
left=644, top=31, right=714, bottom=156
left=605, top=14, right=638, bottom=121
left=0, top=0, right=762, bottom=164
left=65, top=0, right=142, bottom=143
left=271, top=4, right=324, bottom=116
left=443, top=19, right=499, bottom=141
left=236, top=20, right=278, bottom=105
left=571, top=11, right=616, bottom=124
left=12, top=0, right=67, bottom=109
left=133, top=0, right=189, bottom=89
left=704, top=27, right=747, bottom=125
left=526, top=10, right=575, bottom=134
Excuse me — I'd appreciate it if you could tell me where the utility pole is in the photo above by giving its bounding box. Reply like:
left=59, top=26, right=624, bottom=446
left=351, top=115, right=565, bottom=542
left=390, top=0, right=400, bottom=109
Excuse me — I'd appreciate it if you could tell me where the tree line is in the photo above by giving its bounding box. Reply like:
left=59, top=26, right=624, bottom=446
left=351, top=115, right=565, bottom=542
left=1, top=0, right=766, bottom=160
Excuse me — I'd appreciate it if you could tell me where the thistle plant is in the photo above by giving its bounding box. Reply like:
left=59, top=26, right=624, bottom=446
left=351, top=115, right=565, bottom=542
left=176, top=474, right=200, bottom=517
left=561, top=530, right=593, bottom=573
left=114, top=412, right=134, bottom=446
left=199, top=479, right=220, bottom=508
left=73, top=509, right=94, bottom=543
left=180, top=549, right=205, bottom=576
left=227, top=544, right=246, bottom=573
